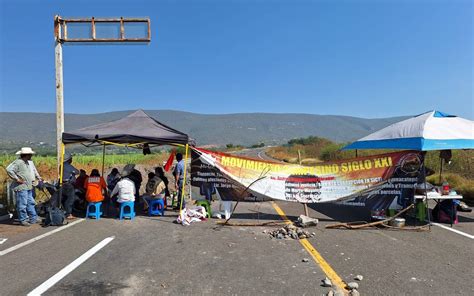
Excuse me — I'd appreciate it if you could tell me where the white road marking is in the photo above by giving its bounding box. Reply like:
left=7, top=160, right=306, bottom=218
left=0, top=219, right=84, bottom=256
left=0, top=238, right=7, bottom=244
left=27, top=236, right=115, bottom=296
left=377, top=231, right=398, bottom=241
left=431, top=222, right=474, bottom=239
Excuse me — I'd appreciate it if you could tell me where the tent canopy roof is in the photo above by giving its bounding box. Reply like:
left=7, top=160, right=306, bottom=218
left=343, top=110, right=474, bottom=151
left=62, top=109, right=193, bottom=146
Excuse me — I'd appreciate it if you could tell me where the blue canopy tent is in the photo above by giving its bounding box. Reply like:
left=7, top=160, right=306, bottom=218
left=343, top=111, right=473, bottom=151
left=343, top=110, right=473, bottom=226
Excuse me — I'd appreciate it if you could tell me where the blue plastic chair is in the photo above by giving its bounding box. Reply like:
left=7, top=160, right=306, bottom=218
left=119, top=201, right=135, bottom=220
left=148, top=199, right=165, bottom=216
left=86, top=202, right=102, bottom=220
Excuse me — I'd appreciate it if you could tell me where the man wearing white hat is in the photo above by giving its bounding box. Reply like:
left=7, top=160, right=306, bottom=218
left=6, top=147, right=39, bottom=226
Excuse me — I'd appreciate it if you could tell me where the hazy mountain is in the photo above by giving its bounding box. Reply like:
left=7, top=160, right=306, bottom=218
left=0, top=110, right=408, bottom=147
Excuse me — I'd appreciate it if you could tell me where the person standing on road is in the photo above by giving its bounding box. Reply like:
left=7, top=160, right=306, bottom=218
left=6, top=147, right=39, bottom=226
left=61, top=153, right=79, bottom=219
left=173, top=153, right=185, bottom=210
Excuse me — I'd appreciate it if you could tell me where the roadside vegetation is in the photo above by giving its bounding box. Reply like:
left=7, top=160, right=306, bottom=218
left=0, top=152, right=168, bottom=208
left=267, top=136, right=474, bottom=203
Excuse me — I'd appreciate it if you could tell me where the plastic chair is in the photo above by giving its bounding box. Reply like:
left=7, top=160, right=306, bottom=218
left=148, top=199, right=165, bottom=216
left=119, top=201, right=135, bottom=220
left=195, top=200, right=211, bottom=218
left=86, top=202, right=102, bottom=220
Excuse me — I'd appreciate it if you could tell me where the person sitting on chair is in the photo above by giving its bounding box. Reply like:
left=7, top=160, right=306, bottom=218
left=110, top=164, right=136, bottom=210
left=84, top=169, right=107, bottom=203
left=142, top=172, right=166, bottom=211
left=154, top=167, right=170, bottom=206
left=107, top=168, right=120, bottom=192
left=61, top=153, right=80, bottom=219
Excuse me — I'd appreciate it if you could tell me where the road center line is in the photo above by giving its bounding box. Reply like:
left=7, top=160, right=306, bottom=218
left=0, top=219, right=84, bottom=256
left=431, top=222, right=474, bottom=239
left=271, top=202, right=348, bottom=294
left=27, top=236, right=115, bottom=296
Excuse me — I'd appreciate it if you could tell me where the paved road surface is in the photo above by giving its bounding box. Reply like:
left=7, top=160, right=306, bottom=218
left=0, top=148, right=473, bottom=295
left=1, top=199, right=473, bottom=295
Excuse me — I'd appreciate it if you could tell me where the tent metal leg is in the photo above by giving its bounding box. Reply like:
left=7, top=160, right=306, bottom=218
left=423, top=160, right=431, bottom=230
left=179, top=144, right=189, bottom=213
left=59, top=143, right=65, bottom=183
left=101, top=144, right=106, bottom=177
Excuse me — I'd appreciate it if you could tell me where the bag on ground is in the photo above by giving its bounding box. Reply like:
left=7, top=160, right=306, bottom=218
left=44, top=207, right=67, bottom=226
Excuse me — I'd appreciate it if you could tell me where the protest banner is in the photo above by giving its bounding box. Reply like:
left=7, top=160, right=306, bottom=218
left=191, top=148, right=423, bottom=207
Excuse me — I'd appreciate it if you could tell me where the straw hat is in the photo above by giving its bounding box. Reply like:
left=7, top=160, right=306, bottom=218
left=15, top=147, right=36, bottom=155
left=121, top=164, right=135, bottom=177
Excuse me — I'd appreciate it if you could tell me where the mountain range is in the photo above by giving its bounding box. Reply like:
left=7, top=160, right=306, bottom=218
left=0, top=110, right=408, bottom=147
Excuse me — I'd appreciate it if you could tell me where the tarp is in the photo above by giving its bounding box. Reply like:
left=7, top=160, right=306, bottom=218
left=191, top=147, right=423, bottom=206
left=343, top=111, right=474, bottom=151
left=62, top=110, right=193, bottom=146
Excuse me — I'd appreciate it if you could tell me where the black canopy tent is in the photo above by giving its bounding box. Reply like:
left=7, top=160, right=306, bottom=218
left=62, top=109, right=192, bottom=146
left=60, top=109, right=194, bottom=211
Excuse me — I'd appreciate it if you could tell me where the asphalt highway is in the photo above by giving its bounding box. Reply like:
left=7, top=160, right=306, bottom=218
left=0, top=148, right=472, bottom=295
left=1, top=199, right=473, bottom=295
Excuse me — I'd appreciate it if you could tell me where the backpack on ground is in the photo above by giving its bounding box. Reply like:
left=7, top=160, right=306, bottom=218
left=432, top=200, right=458, bottom=224
left=44, top=207, right=67, bottom=226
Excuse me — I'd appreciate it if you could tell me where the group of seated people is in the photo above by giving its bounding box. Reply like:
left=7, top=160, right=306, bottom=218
left=57, top=152, right=187, bottom=219
left=73, top=164, right=172, bottom=217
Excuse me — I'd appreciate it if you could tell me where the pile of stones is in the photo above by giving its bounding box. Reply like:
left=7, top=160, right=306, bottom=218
left=267, top=224, right=316, bottom=240
left=323, top=275, right=363, bottom=296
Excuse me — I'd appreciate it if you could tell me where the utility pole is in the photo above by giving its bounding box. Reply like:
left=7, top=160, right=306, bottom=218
left=53, top=15, right=151, bottom=173
left=54, top=15, right=64, bottom=172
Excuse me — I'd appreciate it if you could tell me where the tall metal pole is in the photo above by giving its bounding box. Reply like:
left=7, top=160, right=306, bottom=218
left=55, top=16, right=64, bottom=174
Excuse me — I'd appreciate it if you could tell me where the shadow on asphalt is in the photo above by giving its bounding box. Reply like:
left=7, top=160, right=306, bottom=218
left=53, top=279, right=128, bottom=295
left=229, top=212, right=299, bottom=221
left=309, top=203, right=371, bottom=223
left=457, top=214, right=474, bottom=223
left=311, top=203, right=474, bottom=226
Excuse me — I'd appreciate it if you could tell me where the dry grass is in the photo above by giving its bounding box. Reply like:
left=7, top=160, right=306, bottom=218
left=267, top=137, right=473, bottom=204
left=427, top=173, right=474, bottom=205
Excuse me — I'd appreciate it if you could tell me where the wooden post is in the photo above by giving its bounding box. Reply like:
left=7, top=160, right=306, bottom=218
left=55, top=16, right=64, bottom=175
left=438, top=157, right=443, bottom=184
left=298, top=149, right=309, bottom=216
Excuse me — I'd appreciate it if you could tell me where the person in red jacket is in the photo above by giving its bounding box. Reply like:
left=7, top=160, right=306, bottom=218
left=84, top=169, right=107, bottom=203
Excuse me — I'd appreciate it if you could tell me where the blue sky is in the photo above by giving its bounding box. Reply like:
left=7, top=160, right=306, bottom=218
left=0, top=0, right=472, bottom=119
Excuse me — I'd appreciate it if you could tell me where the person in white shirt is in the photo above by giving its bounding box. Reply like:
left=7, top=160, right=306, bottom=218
left=110, top=164, right=136, bottom=209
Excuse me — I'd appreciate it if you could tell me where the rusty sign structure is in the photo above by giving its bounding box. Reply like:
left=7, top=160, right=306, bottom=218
left=54, top=16, right=151, bottom=43
left=53, top=15, right=151, bottom=171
